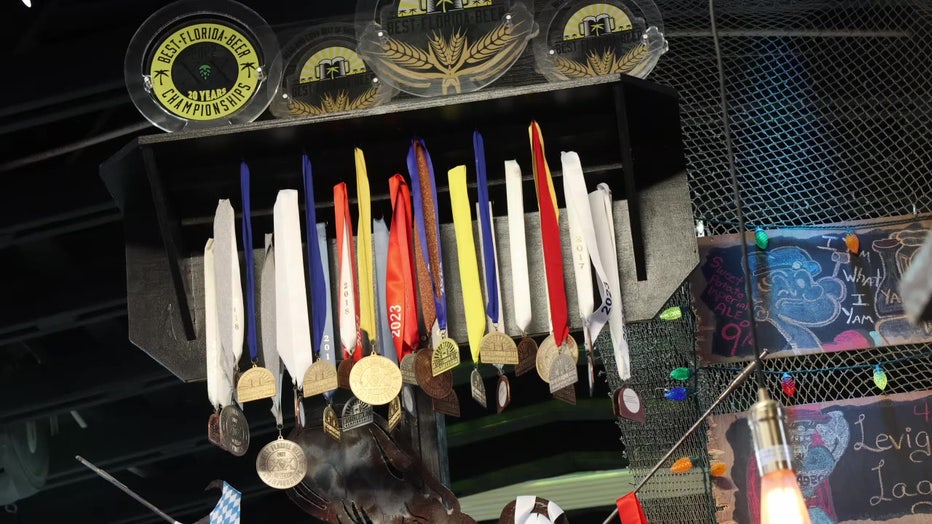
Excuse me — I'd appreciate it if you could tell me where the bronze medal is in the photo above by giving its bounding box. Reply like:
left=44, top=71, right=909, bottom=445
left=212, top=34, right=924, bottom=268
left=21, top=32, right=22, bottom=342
left=400, top=353, right=418, bottom=384
left=341, top=397, right=374, bottom=431
left=323, top=405, right=341, bottom=441
left=415, top=349, right=453, bottom=399
left=388, top=395, right=402, bottom=432
left=470, top=368, right=487, bottom=408
left=337, top=358, right=355, bottom=390
left=207, top=412, right=225, bottom=450
left=431, top=389, right=461, bottom=417
left=431, top=337, right=461, bottom=376
left=547, top=354, right=579, bottom=394
left=515, top=336, right=538, bottom=376
left=303, top=359, right=339, bottom=397
left=496, top=375, right=511, bottom=413
left=479, top=331, right=519, bottom=365
left=256, top=437, right=307, bottom=490
left=553, top=384, right=577, bottom=405
left=236, top=365, right=277, bottom=403
left=349, top=354, right=403, bottom=406
left=219, top=404, right=250, bottom=457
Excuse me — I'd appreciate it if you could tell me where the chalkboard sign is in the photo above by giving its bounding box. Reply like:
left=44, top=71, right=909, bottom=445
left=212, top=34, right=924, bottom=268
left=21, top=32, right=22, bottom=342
left=709, top=390, right=932, bottom=524
left=690, top=216, right=932, bottom=363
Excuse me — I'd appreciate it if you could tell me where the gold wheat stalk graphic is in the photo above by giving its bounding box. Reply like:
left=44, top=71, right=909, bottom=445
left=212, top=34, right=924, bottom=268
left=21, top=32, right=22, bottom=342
left=552, top=44, right=649, bottom=79
left=287, top=86, right=381, bottom=117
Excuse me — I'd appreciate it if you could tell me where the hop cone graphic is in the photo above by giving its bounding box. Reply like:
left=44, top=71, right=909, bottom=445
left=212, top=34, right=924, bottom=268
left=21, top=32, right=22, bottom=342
left=199, top=64, right=212, bottom=80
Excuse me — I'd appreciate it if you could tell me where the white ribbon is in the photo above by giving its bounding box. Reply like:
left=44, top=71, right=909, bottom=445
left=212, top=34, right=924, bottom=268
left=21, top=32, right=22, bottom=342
left=260, top=234, right=283, bottom=427
left=564, top=170, right=594, bottom=323
left=505, top=160, right=532, bottom=334
left=561, top=152, right=612, bottom=347
left=514, top=496, right=565, bottom=524
left=204, top=239, right=232, bottom=410
left=317, top=223, right=336, bottom=368
left=589, top=183, right=631, bottom=380
left=213, top=200, right=243, bottom=373
left=373, top=218, right=396, bottom=363
left=273, top=190, right=313, bottom=387
left=337, top=219, right=358, bottom=357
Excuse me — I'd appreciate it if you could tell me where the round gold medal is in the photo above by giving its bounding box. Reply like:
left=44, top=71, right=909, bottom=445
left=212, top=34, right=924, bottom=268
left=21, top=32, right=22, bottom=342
left=349, top=354, right=403, bottom=406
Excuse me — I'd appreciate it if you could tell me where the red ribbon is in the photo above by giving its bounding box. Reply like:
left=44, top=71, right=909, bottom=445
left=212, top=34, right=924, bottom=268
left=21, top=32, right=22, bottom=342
left=387, top=175, right=418, bottom=361
left=616, top=492, right=649, bottom=524
left=530, top=122, right=569, bottom=346
left=334, top=183, right=363, bottom=362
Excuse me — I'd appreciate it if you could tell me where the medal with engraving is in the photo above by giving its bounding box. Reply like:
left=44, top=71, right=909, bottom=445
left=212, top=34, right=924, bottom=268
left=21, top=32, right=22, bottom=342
left=207, top=412, right=225, bottom=450
left=388, top=395, right=403, bottom=432
left=256, top=436, right=307, bottom=490
left=350, top=354, right=403, bottom=406
left=547, top=353, right=579, bottom=393
left=415, top=349, right=453, bottom=399
left=496, top=374, right=512, bottom=413
left=323, top=404, right=342, bottom=441
left=432, top=389, right=461, bottom=418
left=553, top=384, right=577, bottom=405
left=515, top=336, right=538, bottom=376
left=304, top=360, right=339, bottom=397
left=400, top=353, right=418, bottom=384
left=470, top=368, right=488, bottom=409
left=431, top=337, right=461, bottom=376
left=614, top=386, right=646, bottom=423
left=342, top=398, right=375, bottom=431
left=219, top=403, right=250, bottom=457
left=125, top=0, right=282, bottom=131
left=536, top=333, right=578, bottom=383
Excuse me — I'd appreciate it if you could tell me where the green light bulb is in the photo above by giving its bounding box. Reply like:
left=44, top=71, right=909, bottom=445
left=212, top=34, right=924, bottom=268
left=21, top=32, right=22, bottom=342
left=755, top=226, right=769, bottom=250
left=660, top=307, right=682, bottom=321
left=670, top=367, right=692, bottom=381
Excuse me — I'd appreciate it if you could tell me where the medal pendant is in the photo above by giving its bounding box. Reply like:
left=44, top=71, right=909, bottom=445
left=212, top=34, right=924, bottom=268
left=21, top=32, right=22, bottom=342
left=415, top=349, right=453, bottom=399
left=341, top=397, right=374, bottom=431
left=219, top=404, right=250, bottom=457
left=470, top=368, right=487, bottom=408
left=388, top=396, right=403, bottom=432
left=349, top=354, right=403, bottom=406
left=303, top=360, right=339, bottom=397
left=337, top=359, right=355, bottom=390
left=548, top=354, right=579, bottom=394
left=431, top=337, right=460, bottom=376
left=479, top=331, right=519, bottom=365
left=256, top=438, right=307, bottom=490
left=431, top=390, right=461, bottom=417
left=323, top=405, right=342, bottom=441
left=400, top=353, right=418, bottom=384
left=496, top=375, right=511, bottom=413
left=515, top=336, right=538, bottom=376
left=237, top=365, right=277, bottom=403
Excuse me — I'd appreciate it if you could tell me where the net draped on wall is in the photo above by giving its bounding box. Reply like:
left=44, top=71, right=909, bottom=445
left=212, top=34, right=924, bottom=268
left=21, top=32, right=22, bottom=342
left=596, top=1, right=932, bottom=522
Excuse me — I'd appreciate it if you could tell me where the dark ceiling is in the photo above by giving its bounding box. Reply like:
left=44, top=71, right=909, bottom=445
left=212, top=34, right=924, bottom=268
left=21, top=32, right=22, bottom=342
left=0, top=1, right=625, bottom=523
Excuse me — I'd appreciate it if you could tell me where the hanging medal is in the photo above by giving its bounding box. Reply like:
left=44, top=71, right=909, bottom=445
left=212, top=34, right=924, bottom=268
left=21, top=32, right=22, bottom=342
left=204, top=239, right=231, bottom=450
left=350, top=148, right=403, bottom=406
left=590, top=183, right=631, bottom=380
left=448, top=164, right=488, bottom=408
left=273, top=190, right=314, bottom=427
left=213, top=200, right=250, bottom=456
left=504, top=160, right=538, bottom=377
left=561, top=152, right=615, bottom=395
left=237, top=162, right=278, bottom=403
left=259, top=234, right=285, bottom=437
left=407, top=139, right=458, bottom=399
left=301, top=156, right=339, bottom=398
left=528, top=122, right=578, bottom=402
left=334, top=182, right=363, bottom=391
left=317, top=221, right=341, bottom=441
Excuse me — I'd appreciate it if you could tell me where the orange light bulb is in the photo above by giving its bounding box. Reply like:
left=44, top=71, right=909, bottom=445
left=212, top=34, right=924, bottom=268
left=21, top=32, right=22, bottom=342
left=760, top=469, right=812, bottom=524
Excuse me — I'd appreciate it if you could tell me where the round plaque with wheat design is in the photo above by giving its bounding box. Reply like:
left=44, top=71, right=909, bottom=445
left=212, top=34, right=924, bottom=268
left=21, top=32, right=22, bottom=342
left=355, top=0, right=538, bottom=97
left=533, top=0, right=667, bottom=83
left=269, top=23, right=396, bottom=119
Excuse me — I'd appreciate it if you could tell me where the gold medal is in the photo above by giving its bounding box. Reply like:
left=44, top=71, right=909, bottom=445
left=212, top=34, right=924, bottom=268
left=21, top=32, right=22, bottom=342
left=337, top=359, right=355, bottom=390
left=431, top=389, right=461, bottom=417
left=236, top=365, right=277, bottom=403
left=415, top=349, right=453, bottom=399
left=536, top=334, right=578, bottom=382
left=479, top=331, right=519, bottom=365
left=400, top=353, right=418, bottom=384
left=547, top=354, right=579, bottom=394
left=349, top=354, right=403, bottom=406
left=341, top=397, right=374, bottom=431
left=515, top=336, right=538, bottom=376
left=496, top=375, right=511, bottom=414
left=470, top=368, right=487, bottom=408
left=303, top=359, right=339, bottom=397
left=323, top=405, right=341, bottom=441
left=256, top=437, right=307, bottom=490
left=431, top=337, right=461, bottom=376
left=388, top=395, right=403, bottom=432
left=553, top=384, right=577, bottom=405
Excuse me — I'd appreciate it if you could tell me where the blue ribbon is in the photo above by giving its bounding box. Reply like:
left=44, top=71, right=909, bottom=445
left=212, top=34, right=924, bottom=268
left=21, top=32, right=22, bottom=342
left=302, top=154, right=327, bottom=355
left=406, top=139, right=447, bottom=331
left=473, top=131, right=499, bottom=323
left=240, top=161, right=259, bottom=361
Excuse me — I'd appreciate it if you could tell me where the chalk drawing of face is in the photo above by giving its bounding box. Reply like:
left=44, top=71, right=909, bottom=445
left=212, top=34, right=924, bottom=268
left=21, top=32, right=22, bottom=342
left=749, top=246, right=846, bottom=350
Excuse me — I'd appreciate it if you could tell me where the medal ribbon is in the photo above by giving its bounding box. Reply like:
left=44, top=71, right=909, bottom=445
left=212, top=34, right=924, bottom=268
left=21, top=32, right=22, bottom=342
left=259, top=234, right=283, bottom=426
left=561, top=152, right=613, bottom=348
left=473, top=131, right=501, bottom=326
left=387, top=174, right=418, bottom=361
left=529, top=122, right=569, bottom=346
left=273, top=190, right=314, bottom=386
left=355, top=149, right=377, bottom=350
left=302, top=155, right=327, bottom=357
left=213, top=200, right=244, bottom=370
left=616, top=492, right=649, bottom=524
left=204, top=239, right=232, bottom=410
left=316, top=223, right=336, bottom=368
left=407, top=139, right=448, bottom=335
left=449, top=165, right=485, bottom=363
left=334, top=183, right=363, bottom=361
left=504, top=160, right=532, bottom=333
left=590, top=183, right=631, bottom=379
left=240, top=162, right=260, bottom=363
left=373, top=218, right=396, bottom=363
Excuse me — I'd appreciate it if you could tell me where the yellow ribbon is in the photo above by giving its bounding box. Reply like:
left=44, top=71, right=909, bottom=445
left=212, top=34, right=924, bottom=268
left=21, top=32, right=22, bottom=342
left=355, top=148, right=376, bottom=349
left=528, top=121, right=559, bottom=218
left=448, top=165, right=485, bottom=363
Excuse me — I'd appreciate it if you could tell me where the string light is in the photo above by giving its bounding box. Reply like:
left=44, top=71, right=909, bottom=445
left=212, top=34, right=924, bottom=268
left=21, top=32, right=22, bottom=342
left=664, top=387, right=688, bottom=401
left=780, top=372, right=796, bottom=397
left=660, top=306, right=682, bottom=321
left=710, top=462, right=727, bottom=478
left=670, top=457, right=728, bottom=478
left=670, top=456, right=694, bottom=473
left=670, top=367, right=692, bottom=381
left=873, top=364, right=888, bottom=391
left=754, top=226, right=769, bottom=249
left=845, top=230, right=860, bottom=255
